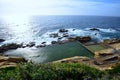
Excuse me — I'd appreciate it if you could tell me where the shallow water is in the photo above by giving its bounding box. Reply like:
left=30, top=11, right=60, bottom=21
left=5, top=41, right=94, bottom=63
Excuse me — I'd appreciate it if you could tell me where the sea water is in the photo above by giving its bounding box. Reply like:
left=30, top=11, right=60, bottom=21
left=0, top=15, right=120, bottom=63
left=0, top=15, right=120, bottom=46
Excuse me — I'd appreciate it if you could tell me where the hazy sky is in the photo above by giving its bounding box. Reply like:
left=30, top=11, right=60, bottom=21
left=0, top=0, right=120, bottom=16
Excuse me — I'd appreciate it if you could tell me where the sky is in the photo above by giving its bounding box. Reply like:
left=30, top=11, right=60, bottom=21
left=0, top=0, right=120, bottom=16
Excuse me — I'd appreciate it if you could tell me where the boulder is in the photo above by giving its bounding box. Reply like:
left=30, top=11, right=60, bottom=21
left=59, top=29, right=68, bottom=33
left=0, top=39, right=5, bottom=42
left=90, top=28, right=100, bottom=31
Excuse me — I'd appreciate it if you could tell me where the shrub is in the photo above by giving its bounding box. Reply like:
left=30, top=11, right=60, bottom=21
left=0, top=62, right=104, bottom=80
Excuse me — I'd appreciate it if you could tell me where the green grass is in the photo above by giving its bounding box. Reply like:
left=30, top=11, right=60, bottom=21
left=86, top=44, right=107, bottom=52
left=0, top=62, right=104, bottom=80
left=0, top=62, right=120, bottom=80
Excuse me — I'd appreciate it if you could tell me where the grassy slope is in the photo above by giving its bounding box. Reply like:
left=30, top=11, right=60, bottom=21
left=0, top=62, right=120, bottom=80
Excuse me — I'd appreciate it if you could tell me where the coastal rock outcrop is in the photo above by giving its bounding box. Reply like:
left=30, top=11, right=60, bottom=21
left=102, top=39, right=120, bottom=44
left=53, top=56, right=120, bottom=70
left=0, top=43, right=22, bottom=53
left=0, top=56, right=26, bottom=68
left=26, top=42, right=35, bottom=47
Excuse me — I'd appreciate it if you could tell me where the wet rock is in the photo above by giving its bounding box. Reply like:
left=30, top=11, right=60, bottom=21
left=59, top=29, right=68, bottom=33
left=77, top=36, right=91, bottom=43
left=0, top=39, right=5, bottom=42
left=90, top=28, right=100, bottom=31
left=67, top=36, right=91, bottom=43
left=73, top=29, right=76, bottom=31
left=26, top=42, right=35, bottom=47
left=0, top=43, right=22, bottom=53
left=63, top=33, right=69, bottom=37
left=41, top=42, right=46, bottom=44
left=51, top=41, right=58, bottom=44
left=49, top=33, right=58, bottom=38
left=36, top=44, right=46, bottom=48
left=67, top=37, right=75, bottom=42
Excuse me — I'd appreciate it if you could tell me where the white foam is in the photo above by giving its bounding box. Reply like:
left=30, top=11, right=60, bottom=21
left=98, top=28, right=117, bottom=33
left=5, top=47, right=47, bottom=63
left=1, top=28, right=117, bottom=46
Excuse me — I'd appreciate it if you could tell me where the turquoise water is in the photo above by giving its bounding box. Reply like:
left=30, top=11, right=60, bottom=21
left=5, top=41, right=94, bottom=63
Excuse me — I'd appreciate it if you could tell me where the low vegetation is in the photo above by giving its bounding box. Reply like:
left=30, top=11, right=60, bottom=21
left=0, top=62, right=120, bottom=80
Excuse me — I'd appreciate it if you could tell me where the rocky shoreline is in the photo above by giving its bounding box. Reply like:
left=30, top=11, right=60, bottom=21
left=0, top=28, right=120, bottom=70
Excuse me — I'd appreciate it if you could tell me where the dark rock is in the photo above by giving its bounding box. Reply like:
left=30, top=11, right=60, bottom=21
left=0, top=43, right=22, bottom=53
left=67, top=36, right=91, bottom=43
left=63, top=33, right=69, bottom=37
left=51, top=41, right=57, bottom=44
left=77, top=36, right=91, bottom=43
left=90, top=28, right=100, bottom=31
left=0, top=39, right=5, bottom=42
left=73, top=29, right=76, bottom=31
left=26, top=42, right=35, bottom=47
left=41, top=42, right=46, bottom=44
left=58, top=40, right=67, bottom=44
left=59, top=29, right=68, bottom=33
left=36, top=44, right=46, bottom=48
left=58, top=37, right=62, bottom=40
left=49, top=33, right=58, bottom=38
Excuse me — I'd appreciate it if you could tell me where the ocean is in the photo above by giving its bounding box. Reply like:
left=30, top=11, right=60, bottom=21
left=0, top=15, right=120, bottom=46
left=0, top=15, right=120, bottom=63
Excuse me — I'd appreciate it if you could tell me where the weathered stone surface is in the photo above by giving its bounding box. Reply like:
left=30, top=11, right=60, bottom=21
left=53, top=55, right=120, bottom=70
left=94, top=48, right=118, bottom=58
left=102, top=39, right=120, bottom=44
left=0, top=56, right=26, bottom=68
left=110, top=43, right=120, bottom=50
